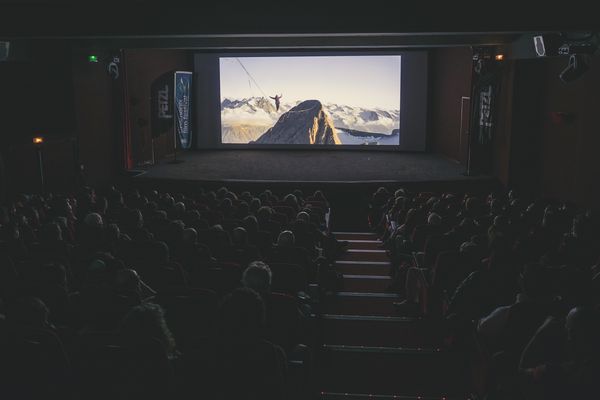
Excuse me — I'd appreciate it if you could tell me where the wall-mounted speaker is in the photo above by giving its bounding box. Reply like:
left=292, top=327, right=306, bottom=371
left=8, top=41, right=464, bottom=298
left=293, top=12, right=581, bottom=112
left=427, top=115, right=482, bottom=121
left=533, top=35, right=546, bottom=57
left=533, top=36, right=546, bottom=56
left=533, top=34, right=561, bottom=57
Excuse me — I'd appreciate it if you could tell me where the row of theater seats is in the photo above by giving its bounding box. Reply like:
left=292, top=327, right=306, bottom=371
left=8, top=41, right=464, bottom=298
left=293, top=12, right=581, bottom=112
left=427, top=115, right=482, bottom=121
left=0, top=185, right=334, bottom=399
left=370, top=187, right=600, bottom=399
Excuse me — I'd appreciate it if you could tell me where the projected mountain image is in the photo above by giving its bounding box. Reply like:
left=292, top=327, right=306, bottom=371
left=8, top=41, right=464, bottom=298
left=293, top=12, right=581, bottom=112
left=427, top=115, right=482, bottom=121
left=221, top=97, right=400, bottom=145
left=220, top=55, right=401, bottom=145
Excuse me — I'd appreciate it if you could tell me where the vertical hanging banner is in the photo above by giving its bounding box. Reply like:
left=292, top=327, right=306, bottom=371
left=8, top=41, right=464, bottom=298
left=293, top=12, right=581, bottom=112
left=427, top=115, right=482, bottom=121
left=150, top=72, right=174, bottom=138
left=476, top=83, right=495, bottom=145
left=470, top=54, right=500, bottom=147
left=466, top=49, right=503, bottom=176
left=174, top=71, right=193, bottom=150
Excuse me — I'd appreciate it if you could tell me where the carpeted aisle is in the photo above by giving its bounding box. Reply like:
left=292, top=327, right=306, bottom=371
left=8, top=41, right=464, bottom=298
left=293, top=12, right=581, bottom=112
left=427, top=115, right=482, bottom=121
left=317, top=232, right=470, bottom=399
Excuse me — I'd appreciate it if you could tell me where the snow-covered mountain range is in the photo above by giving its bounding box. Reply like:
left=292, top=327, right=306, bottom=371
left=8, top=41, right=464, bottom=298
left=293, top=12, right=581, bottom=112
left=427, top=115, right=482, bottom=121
left=221, top=97, right=400, bottom=145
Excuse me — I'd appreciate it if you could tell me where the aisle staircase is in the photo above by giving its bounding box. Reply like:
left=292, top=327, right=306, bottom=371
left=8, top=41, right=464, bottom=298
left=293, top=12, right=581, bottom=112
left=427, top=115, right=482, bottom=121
left=316, top=232, right=470, bottom=399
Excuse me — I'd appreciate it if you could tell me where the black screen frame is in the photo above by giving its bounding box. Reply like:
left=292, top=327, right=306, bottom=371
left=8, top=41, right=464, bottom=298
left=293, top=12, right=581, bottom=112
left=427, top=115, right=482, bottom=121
left=194, top=49, right=428, bottom=152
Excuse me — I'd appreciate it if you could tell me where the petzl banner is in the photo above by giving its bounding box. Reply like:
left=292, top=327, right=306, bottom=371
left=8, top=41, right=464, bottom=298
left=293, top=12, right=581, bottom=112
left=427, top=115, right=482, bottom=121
left=150, top=72, right=174, bottom=138
left=174, top=71, right=193, bottom=149
left=476, top=83, right=495, bottom=145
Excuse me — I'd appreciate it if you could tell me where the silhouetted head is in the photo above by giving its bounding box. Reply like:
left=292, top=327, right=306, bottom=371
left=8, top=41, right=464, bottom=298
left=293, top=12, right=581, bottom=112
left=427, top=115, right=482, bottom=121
left=41, top=263, right=68, bottom=290
left=173, top=201, right=185, bottom=216
left=394, top=188, right=406, bottom=199
left=284, top=194, right=299, bottom=210
left=249, top=198, right=262, bottom=214
left=465, top=197, right=483, bottom=216
left=277, top=230, right=295, bottom=247
left=258, top=192, right=270, bottom=206
left=542, top=206, right=560, bottom=230
left=427, top=212, right=442, bottom=225
left=487, top=220, right=508, bottom=244
left=53, top=197, right=73, bottom=218
left=242, top=261, right=272, bottom=298
left=232, top=227, right=248, bottom=247
left=182, top=228, right=198, bottom=245
left=219, top=198, right=233, bottom=212
left=296, top=211, right=310, bottom=224
left=375, top=187, right=388, bottom=195
left=240, top=191, right=253, bottom=203
left=313, top=190, right=326, bottom=201
left=403, top=208, right=417, bottom=224
left=493, top=199, right=507, bottom=216
left=115, top=268, right=142, bottom=297
left=22, top=207, right=40, bottom=228
left=216, top=187, right=228, bottom=199
left=84, top=212, right=104, bottom=228
left=123, top=208, right=144, bottom=230
left=7, top=297, right=50, bottom=329
left=293, top=189, right=304, bottom=201
left=243, top=215, right=259, bottom=235
left=208, top=224, right=231, bottom=249
left=257, top=206, right=272, bottom=223
left=93, top=196, right=108, bottom=215
left=572, top=212, right=593, bottom=240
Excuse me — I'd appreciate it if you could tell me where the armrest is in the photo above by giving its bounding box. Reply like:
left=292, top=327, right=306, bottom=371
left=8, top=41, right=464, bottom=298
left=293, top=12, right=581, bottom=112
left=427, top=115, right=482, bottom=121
left=288, top=343, right=312, bottom=365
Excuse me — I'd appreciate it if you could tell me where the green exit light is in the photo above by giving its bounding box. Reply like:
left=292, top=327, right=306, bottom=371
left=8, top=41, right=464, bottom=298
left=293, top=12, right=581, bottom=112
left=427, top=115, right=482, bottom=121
left=88, top=55, right=98, bottom=63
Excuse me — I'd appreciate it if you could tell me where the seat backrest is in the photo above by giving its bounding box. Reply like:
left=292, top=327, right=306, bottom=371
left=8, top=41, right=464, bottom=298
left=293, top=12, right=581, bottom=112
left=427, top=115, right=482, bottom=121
left=269, top=262, right=308, bottom=294
left=270, top=211, right=288, bottom=227
left=267, top=246, right=310, bottom=268
left=1, top=326, right=72, bottom=399
left=156, top=288, right=218, bottom=349
left=423, top=233, right=454, bottom=268
left=503, top=301, right=551, bottom=355
left=431, top=250, right=460, bottom=292
left=75, top=333, right=171, bottom=400
left=215, top=339, right=287, bottom=400
left=196, top=228, right=211, bottom=245
left=117, top=240, right=170, bottom=269
left=203, top=266, right=242, bottom=294
left=252, top=230, right=274, bottom=257
left=265, top=292, right=302, bottom=351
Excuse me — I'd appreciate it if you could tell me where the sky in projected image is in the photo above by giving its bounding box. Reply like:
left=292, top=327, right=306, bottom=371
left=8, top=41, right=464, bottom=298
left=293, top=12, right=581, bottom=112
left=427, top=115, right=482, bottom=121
left=220, top=56, right=400, bottom=109
left=220, top=55, right=401, bottom=145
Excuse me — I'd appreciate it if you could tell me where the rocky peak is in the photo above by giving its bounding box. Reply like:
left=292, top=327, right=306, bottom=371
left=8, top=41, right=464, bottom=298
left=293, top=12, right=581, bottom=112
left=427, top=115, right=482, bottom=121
left=254, top=100, right=341, bottom=145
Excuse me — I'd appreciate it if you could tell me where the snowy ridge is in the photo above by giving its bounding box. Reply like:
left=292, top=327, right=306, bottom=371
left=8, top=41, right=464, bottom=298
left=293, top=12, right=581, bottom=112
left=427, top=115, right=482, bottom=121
left=221, top=97, right=400, bottom=145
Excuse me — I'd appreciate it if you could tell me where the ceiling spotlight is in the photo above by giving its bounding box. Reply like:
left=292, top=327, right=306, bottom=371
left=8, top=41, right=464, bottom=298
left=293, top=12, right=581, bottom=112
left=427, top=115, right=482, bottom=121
left=559, top=54, right=590, bottom=83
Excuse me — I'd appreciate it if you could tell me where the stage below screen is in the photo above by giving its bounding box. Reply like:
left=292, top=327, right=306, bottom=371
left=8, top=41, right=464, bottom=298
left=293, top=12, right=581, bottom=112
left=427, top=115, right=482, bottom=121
left=132, top=150, right=489, bottom=184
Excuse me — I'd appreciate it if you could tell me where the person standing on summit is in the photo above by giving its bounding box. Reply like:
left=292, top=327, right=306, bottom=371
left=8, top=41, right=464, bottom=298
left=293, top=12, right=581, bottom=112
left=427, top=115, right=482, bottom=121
left=270, top=94, right=282, bottom=112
